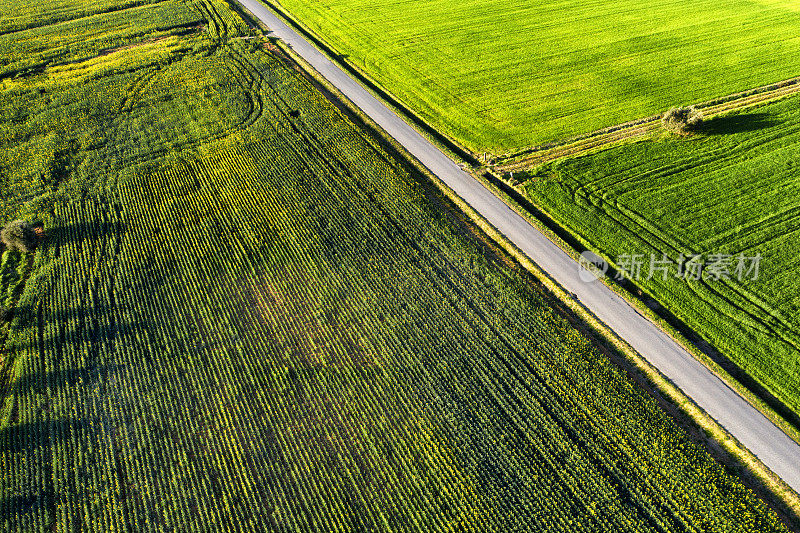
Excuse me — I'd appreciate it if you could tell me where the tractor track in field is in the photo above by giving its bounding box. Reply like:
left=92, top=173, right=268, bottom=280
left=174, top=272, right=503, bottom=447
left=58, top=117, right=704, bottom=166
left=516, top=98, right=800, bottom=433
left=0, top=0, right=172, bottom=38
left=232, top=0, right=800, bottom=497
left=250, top=97, right=705, bottom=529
left=572, top=172, right=800, bottom=354
left=497, top=76, right=800, bottom=173
left=224, top=48, right=265, bottom=130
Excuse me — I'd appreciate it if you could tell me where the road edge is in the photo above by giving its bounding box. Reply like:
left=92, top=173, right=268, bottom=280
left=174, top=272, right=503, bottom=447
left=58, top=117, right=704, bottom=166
left=228, top=0, right=800, bottom=528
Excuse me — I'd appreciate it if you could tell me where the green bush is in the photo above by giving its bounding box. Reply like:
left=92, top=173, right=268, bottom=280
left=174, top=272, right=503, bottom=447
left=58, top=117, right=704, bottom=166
left=1, top=219, right=38, bottom=253
left=662, top=106, right=704, bottom=133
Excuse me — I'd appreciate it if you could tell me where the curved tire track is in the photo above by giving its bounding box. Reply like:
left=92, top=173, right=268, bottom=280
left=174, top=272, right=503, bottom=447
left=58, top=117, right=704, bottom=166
left=233, top=0, right=800, bottom=494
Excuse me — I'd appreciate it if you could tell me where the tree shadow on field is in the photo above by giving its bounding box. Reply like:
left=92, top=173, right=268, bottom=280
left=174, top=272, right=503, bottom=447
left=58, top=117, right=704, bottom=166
left=10, top=306, right=141, bottom=353
left=0, top=494, right=43, bottom=523
left=0, top=418, right=79, bottom=454
left=19, top=364, right=128, bottom=395
left=701, top=112, right=776, bottom=135
left=48, top=220, right=125, bottom=249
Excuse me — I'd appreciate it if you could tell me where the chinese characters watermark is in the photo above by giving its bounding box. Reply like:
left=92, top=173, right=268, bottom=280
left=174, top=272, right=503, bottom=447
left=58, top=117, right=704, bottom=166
left=578, top=251, right=761, bottom=283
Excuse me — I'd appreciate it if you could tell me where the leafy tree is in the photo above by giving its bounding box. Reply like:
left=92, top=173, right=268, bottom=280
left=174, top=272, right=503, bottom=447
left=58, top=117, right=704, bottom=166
left=1, top=220, right=38, bottom=253
left=0, top=306, right=11, bottom=323
left=662, top=106, right=704, bottom=133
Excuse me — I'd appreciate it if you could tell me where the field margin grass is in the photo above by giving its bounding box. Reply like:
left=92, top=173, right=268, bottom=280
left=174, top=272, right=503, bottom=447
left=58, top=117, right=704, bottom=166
left=496, top=78, right=800, bottom=173
left=229, top=0, right=482, bottom=165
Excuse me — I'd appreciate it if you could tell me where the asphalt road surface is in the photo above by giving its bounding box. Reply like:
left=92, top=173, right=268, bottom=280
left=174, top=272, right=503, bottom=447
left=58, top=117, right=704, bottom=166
left=236, top=0, right=800, bottom=492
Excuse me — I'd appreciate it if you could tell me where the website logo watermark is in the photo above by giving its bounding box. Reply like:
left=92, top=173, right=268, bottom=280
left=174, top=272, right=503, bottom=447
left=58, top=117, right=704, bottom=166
left=578, top=251, right=609, bottom=282
left=578, top=252, right=761, bottom=283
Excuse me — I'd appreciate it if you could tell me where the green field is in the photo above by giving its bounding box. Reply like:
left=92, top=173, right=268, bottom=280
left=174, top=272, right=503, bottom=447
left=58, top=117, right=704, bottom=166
left=276, top=0, right=800, bottom=153
left=0, top=0, right=793, bottom=531
left=523, top=96, right=800, bottom=419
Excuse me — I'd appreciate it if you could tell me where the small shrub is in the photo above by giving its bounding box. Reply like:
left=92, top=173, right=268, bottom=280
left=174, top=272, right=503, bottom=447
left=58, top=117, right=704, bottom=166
left=1, top=220, right=38, bottom=253
left=662, top=106, right=704, bottom=133
left=0, top=306, right=11, bottom=323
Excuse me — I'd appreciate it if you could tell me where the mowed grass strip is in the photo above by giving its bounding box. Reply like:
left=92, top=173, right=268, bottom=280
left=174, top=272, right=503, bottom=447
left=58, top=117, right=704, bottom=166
left=277, top=0, right=800, bottom=153
left=523, top=95, right=800, bottom=419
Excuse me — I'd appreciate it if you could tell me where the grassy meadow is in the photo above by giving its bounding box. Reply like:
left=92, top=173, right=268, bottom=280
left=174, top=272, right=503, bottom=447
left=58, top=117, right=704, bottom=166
left=0, top=0, right=794, bottom=530
left=523, top=95, right=800, bottom=419
left=276, top=0, right=800, bottom=153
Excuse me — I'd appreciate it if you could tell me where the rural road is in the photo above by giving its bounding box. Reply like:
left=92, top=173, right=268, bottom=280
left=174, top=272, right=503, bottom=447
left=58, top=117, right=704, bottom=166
left=235, top=0, right=800, bottom=492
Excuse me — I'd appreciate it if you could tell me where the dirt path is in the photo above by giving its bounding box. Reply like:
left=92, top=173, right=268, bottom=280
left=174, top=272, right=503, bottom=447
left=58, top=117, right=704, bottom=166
left=497, top=76, right=800, bottom=173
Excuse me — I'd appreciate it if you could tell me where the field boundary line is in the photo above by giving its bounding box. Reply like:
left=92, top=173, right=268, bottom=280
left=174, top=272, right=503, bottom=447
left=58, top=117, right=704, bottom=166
left=481, top=164, right=800, bottom=439
left=230, top=0, right=800, bottom=526
left=227, top=0, right=800, bottom=175
left=44, top=25, right=203, bottom=70
left=224, top=0, right=481, bottom=166
left=283, top=47, right=800, bottom=527
left=484, top=119, right=800, bottom=440
left=498, top=76, right=800, bottom=172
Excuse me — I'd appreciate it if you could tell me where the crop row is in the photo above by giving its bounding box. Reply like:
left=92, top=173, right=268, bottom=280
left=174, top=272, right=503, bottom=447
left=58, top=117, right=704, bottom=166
left=0, top=1, right=792, bottom=530
left=3, top=120, right=783, bottom=529
left=524, top=95, right=800, bottom=418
